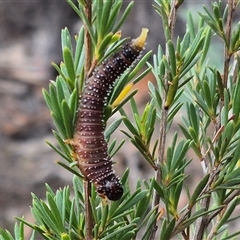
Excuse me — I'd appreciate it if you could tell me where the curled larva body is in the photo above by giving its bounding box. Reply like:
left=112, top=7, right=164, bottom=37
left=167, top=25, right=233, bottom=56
left=72, top=29, right=148, bottom=201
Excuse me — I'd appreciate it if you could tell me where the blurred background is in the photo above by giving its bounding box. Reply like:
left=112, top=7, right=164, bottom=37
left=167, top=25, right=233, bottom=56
left=0, top=0, right=234, bottom=237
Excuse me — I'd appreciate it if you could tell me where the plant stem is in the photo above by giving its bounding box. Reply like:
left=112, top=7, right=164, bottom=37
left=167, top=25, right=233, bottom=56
left=193, top=193, right=211, bottom=240
left=149, top=1, right=182, bottom=239
left=192, top=162, right=221, bottom=239
left=84, top=181, right=94, bottom=240
left=149, top=109, right=168, bottom=239
left=223, top=0, right=234, bottom=88
left=83, top=1, right=94, bottom=239
left=206, top=188, right=240, bottom=240
left=194, top=2, right=235, bottom=238
left=169, top=0, right=180, bottom=39
left=232, top=51, right=240, bottom=83
left=207, top=189, right=240, bottom=224
left=84, top=0, right=92, bottom=77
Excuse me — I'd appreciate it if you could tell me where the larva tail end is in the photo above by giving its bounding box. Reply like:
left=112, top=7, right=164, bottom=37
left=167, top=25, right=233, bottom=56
left=132, top=28, right=148, bottom=49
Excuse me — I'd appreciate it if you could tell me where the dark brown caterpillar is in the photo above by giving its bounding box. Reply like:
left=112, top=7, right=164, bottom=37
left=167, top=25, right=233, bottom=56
left=71, top=29, right=148, bottom=201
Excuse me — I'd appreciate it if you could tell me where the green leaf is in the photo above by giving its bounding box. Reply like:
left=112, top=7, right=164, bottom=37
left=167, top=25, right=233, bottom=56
left=43, top=88, right=53, bottom=112
left=98, top=33, right=114, bottom=55
left=188, top=174, right=210, bottom=208
left=160, top=218, right=176, bottom=240
left=134, top=184, right=152, bottom=220
left=128, top=51, right=152, bottom=80
left=106, top=1, right=122, bottom=32
left=181, top=28, right=204, bottom=71
left=31, top=194, right=61, bottom=236
left=222, top=231, right=240, bottom=240
left=112, top=1, right=134, bottom=33
left=152, top=180, right=165, bottom=199
left=194, top=91, right=212, bottom=118
left=61, top=28, right=72, bottom=53
left=49, top=131, right=72, bottom=161
left=117, top=231, right=135, bottom=240
left=0, top=229, right=14, bottom=240
left=188, top=103, right=200, bottom=137
left=179, top=52, right=202, bottom=79
left=52, top=62, right=68, bottom=84
left=224, top=167, right=240, bottom=182
left=99, top=0, right=113, bottom=40
left=132, top=67, right=151, bottom=85
left=61, top=100, right=74, bottom=138
left=164, top=75, right=179, bottom=109
left=14, top=221, right=24, bottom=240
left=57, top=161, right=82, bottom=178
left=148, top=81, right=163, bottom=111
left=101, top=222, right=137, bottom=240
left=217, top=198, right=238, bottom=232
left=187, top=13, right=195, bottom=40
left=112, top=190, right=148, bottom=217
left=51, top=112, right=66, bottom=138
left=141, top=207, right=158, bottom=240
left=203, top=80, right=213, bottom=109
left=63, top=47, right=76, bottom=84
left=46, top=192, right=65, bottom=232
left=61, top=233, right=71, bottom=240
left=200, top=27, right=212, bottom=65
left=111, top=89, right=138, bottom=116
left=66, top=0, right=96, bottom=46
left=108, top=139, right=125, bottom=158
left=167, top=40, right=176, bottom=76
left=56, top=77, right=69, bottom=103
left=230, top=23, right=240, bottom=52
left=232, top=78, right=240, bottom=120
left=74, top=27, right=84, bottom=71
left=173, top=207, right=222, bottom=235
left=105, top=118, right=122, bottom=140
left=49, top=84, right=61, bottom=114
left=99, top=203, right=109, bottom=232
left=180, top=32, right=191, bottom=58
left=69, top=89, right=78, bottom=124
left=121, top=116, right=139, bottom=136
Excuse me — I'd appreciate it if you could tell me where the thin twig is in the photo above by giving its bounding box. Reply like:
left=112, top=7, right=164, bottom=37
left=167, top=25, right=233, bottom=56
left=149, top=109, right=167, bottom=239
left=193, top=2, right=235, bottom=239
left=207, top=189, right=240, bottom=225
left=206, top=189, right=240, bottom=240
left=84, top=0, right=92, bottom=77
left=230, top=0, right=239, bottom=83
left=223, top=0, right=234, bottom=88
left=169, top=0, right=179, bottom=39
left=193, top=196, right=211, bottom=240
left=192, top=164, right=221, bottom=240
left=83, top=1, right=94, bottom=239
left=172, top=168, right=217, bottom=237
left=232, top=50, right=240, bottom=83
left=149, top=1, right=182, bottom=239
left=84, top=181, right=94, bottom=240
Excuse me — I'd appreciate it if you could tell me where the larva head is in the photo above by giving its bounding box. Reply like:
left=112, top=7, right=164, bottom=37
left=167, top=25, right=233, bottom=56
left=96, top=176, right=123, bottom=201
left=122, top=28, right=148, bottom=63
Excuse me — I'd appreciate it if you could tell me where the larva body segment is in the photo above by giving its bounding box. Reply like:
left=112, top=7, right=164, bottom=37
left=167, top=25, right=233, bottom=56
left=72, top=29, right=148, bottom=201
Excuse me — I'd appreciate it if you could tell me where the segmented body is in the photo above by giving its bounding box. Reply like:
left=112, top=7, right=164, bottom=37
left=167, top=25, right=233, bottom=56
left=72, top=32, right=146, bottom=201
